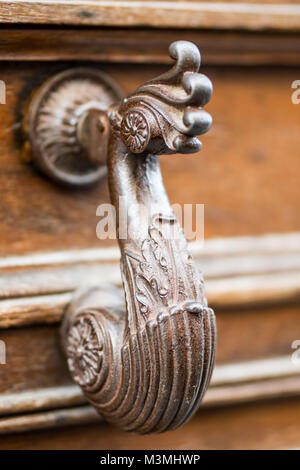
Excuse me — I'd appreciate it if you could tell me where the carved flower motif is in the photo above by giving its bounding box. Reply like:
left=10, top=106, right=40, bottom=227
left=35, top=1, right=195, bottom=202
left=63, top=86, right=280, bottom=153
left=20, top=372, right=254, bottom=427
left=121, top=111, right=150, bottom=153
left=66, top=315, right=103, bottom=388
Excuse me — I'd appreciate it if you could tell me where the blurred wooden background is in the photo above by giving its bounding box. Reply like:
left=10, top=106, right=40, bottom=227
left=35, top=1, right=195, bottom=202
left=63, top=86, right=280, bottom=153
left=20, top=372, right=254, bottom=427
left=0, top=0, right=299, bottom=449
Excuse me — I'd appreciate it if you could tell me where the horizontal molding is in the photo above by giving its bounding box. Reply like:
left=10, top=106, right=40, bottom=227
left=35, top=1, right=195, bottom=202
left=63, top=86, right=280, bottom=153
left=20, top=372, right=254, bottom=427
left=1, top=270, right=300, bottom=328
left=190, top=232, right=300, bottom=258
left=0, top=247, right=120, bottom=269
left=205, top=375, right=300, bottom=408
left=0, top=1, right=299, bottom=31
left=0, top=232, right=300, bottom=327
left=0, top=28, right=299, bottom=65
left=0, top=385, right=86, bottom=417
left=212, top=355, right=300, bottom=385
left=1, top=232, right=299, bottom=269
left=0, top=406, right=100, bottom=435
left=207, top=271, right=300, bottom=307
left=0, top=293, right=73, bottom=328
left=1, top=355, right=300, bottom=433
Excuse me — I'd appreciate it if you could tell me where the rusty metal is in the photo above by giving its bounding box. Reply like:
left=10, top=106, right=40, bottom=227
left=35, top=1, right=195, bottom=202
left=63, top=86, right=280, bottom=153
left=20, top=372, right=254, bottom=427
left=22, top=68, right=123, bottom=186
left=26, top=41, right=217, bottom=434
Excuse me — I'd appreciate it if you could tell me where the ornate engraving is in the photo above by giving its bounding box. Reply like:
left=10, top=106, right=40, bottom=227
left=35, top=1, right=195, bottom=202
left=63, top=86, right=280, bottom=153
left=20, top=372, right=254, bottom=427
left=121, top=110, right=150, bottom=153
left=62, top=41, right=216, bottom=434
left=23, top=68, right=123, bottom=186
left=123, top=214, right=206, bottom=331
left=118, top=40, right=213, bottom=156
left=66, top=313, right=104, bottom=388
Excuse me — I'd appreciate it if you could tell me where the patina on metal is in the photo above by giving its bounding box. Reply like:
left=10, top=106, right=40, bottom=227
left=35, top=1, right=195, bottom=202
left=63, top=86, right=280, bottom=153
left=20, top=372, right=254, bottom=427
left=22, top=68, right=123, bottom=186
left=26, top=41, right=217, bottom=434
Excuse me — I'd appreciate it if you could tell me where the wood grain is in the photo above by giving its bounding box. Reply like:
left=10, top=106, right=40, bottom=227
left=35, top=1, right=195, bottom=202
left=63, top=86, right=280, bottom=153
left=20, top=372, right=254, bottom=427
left=0, top=325, right=72, bottom=394
left=0, top=385, right=85, bottom=416
left=0, top=63, right=299, bottom=257
left=0, top=17, right=298, bottom=448
left=0, top=28, right=299, bottom=66
left=0, top=232, right=300, bottom=328
left=0, top=1, right=299, bottom=31
left=2, top=271, right=300, bottom=328
left=1, top=397, right=300, bottom=449
left=0, top=406, right=101, bottom=435
left=1, top=355, right=300, bottom=434
left=0, top=302, right=299, bottom=398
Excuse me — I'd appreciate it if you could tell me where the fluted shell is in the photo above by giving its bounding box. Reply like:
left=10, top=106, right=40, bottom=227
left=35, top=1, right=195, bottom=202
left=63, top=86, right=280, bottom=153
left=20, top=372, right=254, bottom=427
left=63, top=40, right=216, bottom=434
left=65, top=300, right=216, bottom=434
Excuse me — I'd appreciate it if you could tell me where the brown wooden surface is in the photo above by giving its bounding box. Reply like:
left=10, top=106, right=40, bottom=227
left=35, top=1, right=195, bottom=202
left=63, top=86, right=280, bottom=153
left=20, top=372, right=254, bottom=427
left=2, top=232, right=300, bottom=328
left=216, top=303, right=300, bottom=364
left=1, top=354, right=300, bottom=425
left=1, top=28, right=300, bottom=66
left=0, top=325, right=72, bottom=394
left=1, top=302, right=298, bottom=397
left=1, top=397, right=300, bottom=449
left=0, top=1, right=299, bottom=31
left=2, top=267, right=300, bottom=328
left=0, top=62, right=299, bottom=257
left=0, top=13, right=298, bottom=447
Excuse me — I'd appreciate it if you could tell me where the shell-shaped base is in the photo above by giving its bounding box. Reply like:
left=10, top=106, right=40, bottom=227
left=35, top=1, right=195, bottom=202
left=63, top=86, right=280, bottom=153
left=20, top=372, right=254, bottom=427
left=62, top=287, right=216, bottom=435
left=100, top=306, right=216, bottom=434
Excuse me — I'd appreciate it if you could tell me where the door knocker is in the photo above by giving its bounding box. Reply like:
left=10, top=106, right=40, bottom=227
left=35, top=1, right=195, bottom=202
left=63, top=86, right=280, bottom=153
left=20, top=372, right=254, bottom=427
left=23, top=41, right=216, bottom=434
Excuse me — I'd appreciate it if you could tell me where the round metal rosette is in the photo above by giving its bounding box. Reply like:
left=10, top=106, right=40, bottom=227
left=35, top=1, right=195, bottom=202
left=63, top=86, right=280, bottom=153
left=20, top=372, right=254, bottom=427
left=121, top=110, right=150, bottom=154
left=23, top=68, right=123, bottom=187
left=66, top=311, right=109, bottom=392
